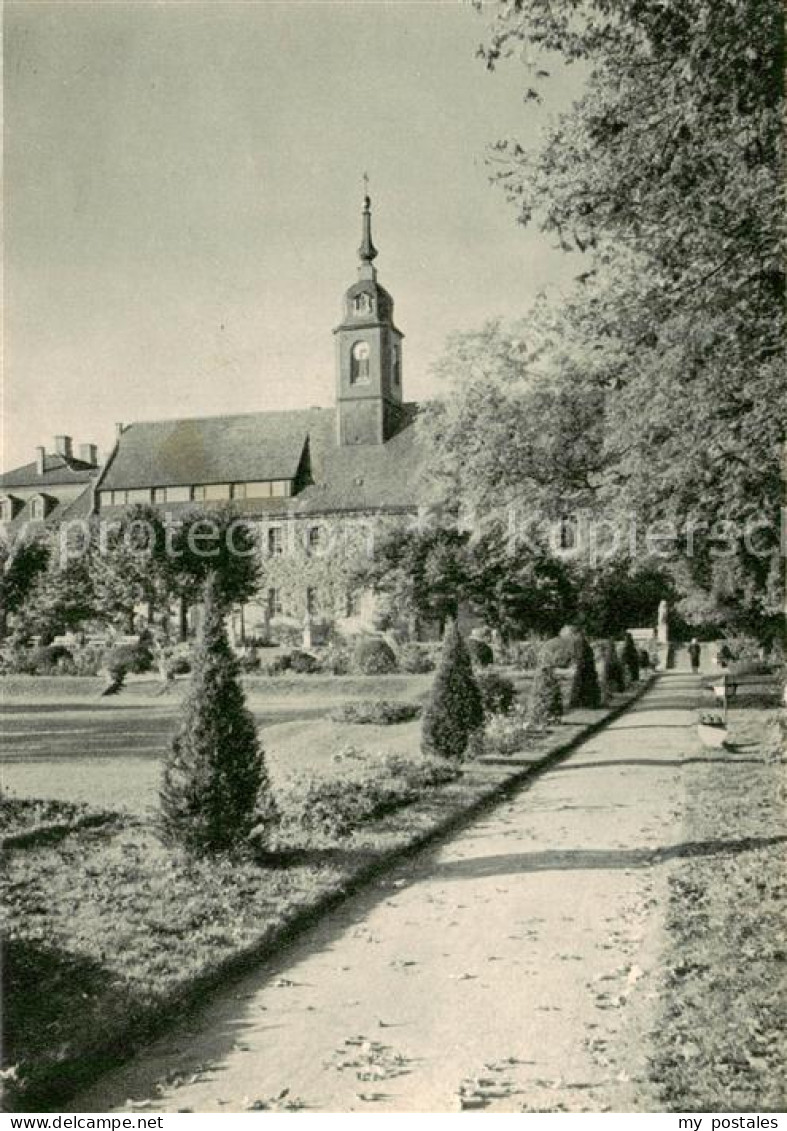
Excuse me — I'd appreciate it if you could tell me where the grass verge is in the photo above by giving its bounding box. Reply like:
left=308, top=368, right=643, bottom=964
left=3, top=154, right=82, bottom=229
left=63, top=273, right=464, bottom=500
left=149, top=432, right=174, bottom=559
left=2, top=676, right=653, bottom=1112
left=650, top=681, right=786, bottom=1111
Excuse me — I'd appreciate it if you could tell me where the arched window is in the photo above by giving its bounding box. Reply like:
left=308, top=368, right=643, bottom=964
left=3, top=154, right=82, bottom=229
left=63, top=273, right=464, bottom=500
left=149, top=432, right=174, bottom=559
left=353, top=292, right=372, bottom=315
left=350, top=341, right=371, bottom=385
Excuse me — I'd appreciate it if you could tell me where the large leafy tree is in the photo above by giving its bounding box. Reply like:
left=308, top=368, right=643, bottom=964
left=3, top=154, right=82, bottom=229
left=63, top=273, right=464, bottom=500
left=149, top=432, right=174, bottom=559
left=465, top=524, right=575, bottom=639
left=418, top=320, right=606, bottom=521
left=0, top=533, right=50, bottom=638
left=168, top=506, right=261, bottom=615
left=421, top=0, right=784, bottom=636
left=89, top=505, right=173, bottom=631
left=353, top=526, right=469, bottom=634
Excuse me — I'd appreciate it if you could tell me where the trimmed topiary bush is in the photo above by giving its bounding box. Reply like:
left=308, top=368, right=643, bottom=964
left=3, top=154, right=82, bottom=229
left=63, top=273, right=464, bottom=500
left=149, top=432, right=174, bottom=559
left=353, top=636, right=397, bottom=675
left=621, top=632, right=640, bottom=682
left=476, top=671, right=516, bottom=716
left=527, top=656, right=563, bottom=726
left=601, top=639, right=626, bottom=695
left=568, top=633, right=602, bottom=709
left=159, top=575, right=278, bottom=854
left=468, top=638, right=494, bottom=667
left=421, top=621, right=484, bottom=759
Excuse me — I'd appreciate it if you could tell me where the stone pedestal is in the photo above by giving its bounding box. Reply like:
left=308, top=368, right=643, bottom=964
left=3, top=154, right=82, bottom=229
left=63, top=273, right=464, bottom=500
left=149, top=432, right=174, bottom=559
left=302, top=614, right=314, bottom=651
left=655, top=641, right=675, bottom=670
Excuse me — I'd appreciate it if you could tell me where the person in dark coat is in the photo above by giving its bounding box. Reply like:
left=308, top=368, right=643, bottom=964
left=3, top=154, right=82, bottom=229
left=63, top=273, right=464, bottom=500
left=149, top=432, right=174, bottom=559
left=688, top=638, right=701, bottom=673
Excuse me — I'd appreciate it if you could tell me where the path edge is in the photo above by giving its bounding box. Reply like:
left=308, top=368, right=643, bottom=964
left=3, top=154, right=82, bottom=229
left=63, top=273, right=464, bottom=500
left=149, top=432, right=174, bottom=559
left=11, top=674, right=659, bottom=1112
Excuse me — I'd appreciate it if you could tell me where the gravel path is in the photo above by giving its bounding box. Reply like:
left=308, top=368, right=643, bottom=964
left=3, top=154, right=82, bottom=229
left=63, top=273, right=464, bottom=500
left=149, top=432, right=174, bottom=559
left=72, top=674, right=700, bottom=1114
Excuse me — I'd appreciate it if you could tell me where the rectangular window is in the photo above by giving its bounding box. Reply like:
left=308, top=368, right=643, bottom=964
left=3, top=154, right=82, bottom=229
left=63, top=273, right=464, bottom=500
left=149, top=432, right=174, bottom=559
left=0, top=501, right=10, bottom=522
left=152, top=487, right=167, bottom=504
left=306, top=586, right=319, bottom=617
left=165, top=485, right=191, bottom=503
left=267, top=587, right=283, bottom=617
left=191, top=485, right=207, bottom=502
left=245, top=481, right=272, bottom=499
left=126, top=488, right=151, bottom=504
left=204, top=483, right=231, bottom=501
left=267, top=526, right=283, bottom=556
left=30, top=498, right=43, bottom=520
left=232, top=483, right=247, bottom=500
left=271, top=480, right=292, bottom=498
left=109, top=490, right=127, bottom=506
left=306, top=525, right=322, bottom=556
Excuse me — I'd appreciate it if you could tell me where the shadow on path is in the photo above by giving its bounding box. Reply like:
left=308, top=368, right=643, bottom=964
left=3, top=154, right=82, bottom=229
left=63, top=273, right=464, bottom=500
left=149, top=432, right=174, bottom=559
left=553, top=757, right=767, bottom=772
left=430, top=835, right=787, bottom=882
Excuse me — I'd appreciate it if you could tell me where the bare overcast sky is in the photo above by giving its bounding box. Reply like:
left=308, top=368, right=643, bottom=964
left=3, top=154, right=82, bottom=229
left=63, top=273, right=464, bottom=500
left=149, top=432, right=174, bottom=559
left=4, top=0, right=584, bottom=470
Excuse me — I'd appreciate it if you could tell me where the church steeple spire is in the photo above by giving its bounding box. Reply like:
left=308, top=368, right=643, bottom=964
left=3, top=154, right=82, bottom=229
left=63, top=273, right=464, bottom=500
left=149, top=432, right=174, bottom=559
left=358, top=176, right=378, bottom=280
left=334, top=183, right=405, bottom=446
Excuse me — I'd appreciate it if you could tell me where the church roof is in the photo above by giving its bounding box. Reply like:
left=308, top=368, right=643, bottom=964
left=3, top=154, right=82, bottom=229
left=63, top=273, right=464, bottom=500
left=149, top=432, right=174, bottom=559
left=101, top=411, right=311, bottom=491
left=99, top=403, right=425, bottom=516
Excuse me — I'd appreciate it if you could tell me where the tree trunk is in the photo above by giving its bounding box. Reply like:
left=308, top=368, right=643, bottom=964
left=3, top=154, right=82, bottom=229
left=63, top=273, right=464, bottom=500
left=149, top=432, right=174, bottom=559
left=179, top=596, right=189, bottom=641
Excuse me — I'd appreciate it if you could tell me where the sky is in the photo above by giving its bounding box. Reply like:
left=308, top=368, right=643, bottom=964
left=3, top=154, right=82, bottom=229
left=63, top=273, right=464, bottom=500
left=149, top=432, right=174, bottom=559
left=3, top=0, right=585, bottom=471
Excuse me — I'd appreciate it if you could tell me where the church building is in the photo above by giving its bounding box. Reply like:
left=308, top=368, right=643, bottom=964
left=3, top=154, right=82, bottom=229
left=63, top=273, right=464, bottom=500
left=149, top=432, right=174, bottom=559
left=94, top=194, right=426, bottom=638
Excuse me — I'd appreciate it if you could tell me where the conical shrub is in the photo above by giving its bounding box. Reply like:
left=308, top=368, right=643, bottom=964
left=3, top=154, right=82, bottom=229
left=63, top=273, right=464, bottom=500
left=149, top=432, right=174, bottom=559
left=568, top=632, right=601, bottom=709
left=621, top=631, right=640, bottom=682
left=602, top=639, right=626, bottom=696
left=527, top=652, right=563, bottom=726
left=421, top=620, right=484, bottom=759
left=160, top=574, right=277, bottom=854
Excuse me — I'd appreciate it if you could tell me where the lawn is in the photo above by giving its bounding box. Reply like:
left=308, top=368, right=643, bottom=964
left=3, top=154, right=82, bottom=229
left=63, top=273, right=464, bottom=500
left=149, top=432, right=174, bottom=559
left=0, top=672, right=437, bottom=813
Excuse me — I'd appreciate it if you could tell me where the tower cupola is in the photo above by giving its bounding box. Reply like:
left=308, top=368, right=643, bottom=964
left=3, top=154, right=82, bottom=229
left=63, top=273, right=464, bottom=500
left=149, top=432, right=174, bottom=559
left=334, top=186, right=404, bottom=446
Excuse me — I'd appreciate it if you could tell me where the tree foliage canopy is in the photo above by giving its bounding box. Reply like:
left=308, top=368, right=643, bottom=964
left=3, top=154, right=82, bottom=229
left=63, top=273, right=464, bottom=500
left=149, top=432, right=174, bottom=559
left=418, top=0, right=784, bottom=637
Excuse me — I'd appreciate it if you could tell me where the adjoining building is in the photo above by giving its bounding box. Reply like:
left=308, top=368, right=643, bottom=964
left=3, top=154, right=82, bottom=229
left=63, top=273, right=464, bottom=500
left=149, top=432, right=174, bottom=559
left=0, top=436, right=100, bottom=533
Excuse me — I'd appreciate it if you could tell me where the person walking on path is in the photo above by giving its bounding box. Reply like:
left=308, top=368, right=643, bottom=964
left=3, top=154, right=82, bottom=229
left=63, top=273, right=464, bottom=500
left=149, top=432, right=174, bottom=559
left=689, top=638, right=702, bottom=674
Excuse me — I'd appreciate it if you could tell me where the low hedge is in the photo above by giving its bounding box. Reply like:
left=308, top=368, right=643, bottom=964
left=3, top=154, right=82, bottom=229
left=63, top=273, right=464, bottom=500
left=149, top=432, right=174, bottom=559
left=329, top=700, right=421, bottom=725
left=279, top=755, right=460, bottom=840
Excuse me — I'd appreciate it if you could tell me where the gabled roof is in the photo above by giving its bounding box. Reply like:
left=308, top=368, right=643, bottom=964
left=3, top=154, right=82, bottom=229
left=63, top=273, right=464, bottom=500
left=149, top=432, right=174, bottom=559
left=100, top=411, right=314, bottom=491
left=99, top=403, right=426, bottom=516
left=0, top=454, right=99, bottom=489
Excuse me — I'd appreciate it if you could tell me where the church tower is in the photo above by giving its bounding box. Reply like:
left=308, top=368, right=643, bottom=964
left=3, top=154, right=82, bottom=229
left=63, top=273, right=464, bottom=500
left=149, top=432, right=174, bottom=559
left=334, top=191, right=404, bottom=446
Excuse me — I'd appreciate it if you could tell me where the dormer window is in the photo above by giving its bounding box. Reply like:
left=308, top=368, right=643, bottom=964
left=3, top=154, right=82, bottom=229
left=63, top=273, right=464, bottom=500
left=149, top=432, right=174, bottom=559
left=30, top=496, right=46, bottom=520
left=350, top=341, right=371, bottom=385
left=0, top=496, right=16, bottom=522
